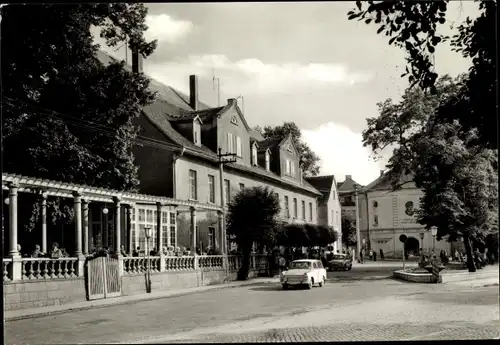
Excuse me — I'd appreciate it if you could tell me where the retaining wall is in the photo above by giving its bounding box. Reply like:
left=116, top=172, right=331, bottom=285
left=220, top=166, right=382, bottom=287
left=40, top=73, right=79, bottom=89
left=3, top=278, right=86, bottom=311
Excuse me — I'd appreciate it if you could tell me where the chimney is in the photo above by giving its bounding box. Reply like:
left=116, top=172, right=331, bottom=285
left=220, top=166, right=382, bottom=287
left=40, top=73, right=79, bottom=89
left=131, top=49, right=143, bottom=74
left=380, top=170, right=384, bottom=176
left=189, top=75, right=199, bottom=111
left=346, top=175, right=352, bottom=180
left=227, top=98, right=237, bottom=106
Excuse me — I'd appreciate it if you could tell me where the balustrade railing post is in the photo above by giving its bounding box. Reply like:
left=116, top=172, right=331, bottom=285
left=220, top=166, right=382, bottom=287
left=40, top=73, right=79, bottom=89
left=194, top=254, right=199, bottom=270
left=159, top=253, right=165, bottom=272
left=77, top=256, right=86, bottom=278
left=10, top=256, right=22, bottom=281
left=118, top=256, right=124, bottom=276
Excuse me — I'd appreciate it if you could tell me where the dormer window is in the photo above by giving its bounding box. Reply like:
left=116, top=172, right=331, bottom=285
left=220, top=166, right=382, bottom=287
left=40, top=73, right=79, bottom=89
left=252, top=143, right=258, bottom=165
left=265, top=151, right=270, bottom=171
left=285, top=159, right=295, bottom=177
left=193, top=121, right=201, bottom=146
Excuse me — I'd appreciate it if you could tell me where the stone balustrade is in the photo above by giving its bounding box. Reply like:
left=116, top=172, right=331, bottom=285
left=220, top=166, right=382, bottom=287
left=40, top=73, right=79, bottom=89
left=3, top=253, right=268, bottom=281
left=164, top=256, right=195, bottom=271
left=123, top=257, right=160, bottom=275
left=198, top=255, right=224, bottom=269
left=21, top=258, right=79, bottom=280
left=4, top=258, right=12, bottom=281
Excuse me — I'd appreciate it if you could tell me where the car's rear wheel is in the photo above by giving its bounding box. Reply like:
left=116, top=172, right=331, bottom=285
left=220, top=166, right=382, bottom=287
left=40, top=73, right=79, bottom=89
left=282, top=284, right=289, bottom=290
left=348, top=265, right=352, bottom=271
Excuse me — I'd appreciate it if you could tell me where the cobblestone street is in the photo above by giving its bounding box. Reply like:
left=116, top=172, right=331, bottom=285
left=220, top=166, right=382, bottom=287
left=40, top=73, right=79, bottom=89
left=5, top=264, right=499, bottom=344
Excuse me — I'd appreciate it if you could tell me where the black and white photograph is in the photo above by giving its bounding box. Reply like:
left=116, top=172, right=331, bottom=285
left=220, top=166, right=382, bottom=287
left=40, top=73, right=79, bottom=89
left=2, top=1, right=498, bottom=343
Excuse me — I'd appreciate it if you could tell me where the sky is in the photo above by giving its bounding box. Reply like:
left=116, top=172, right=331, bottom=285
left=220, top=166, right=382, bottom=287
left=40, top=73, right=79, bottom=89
left=96, top=2, right=480, bottom=186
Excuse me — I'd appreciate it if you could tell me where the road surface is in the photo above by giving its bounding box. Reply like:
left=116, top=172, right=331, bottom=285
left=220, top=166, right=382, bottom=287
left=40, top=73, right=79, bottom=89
left=5, top=262, right=499, bottom=344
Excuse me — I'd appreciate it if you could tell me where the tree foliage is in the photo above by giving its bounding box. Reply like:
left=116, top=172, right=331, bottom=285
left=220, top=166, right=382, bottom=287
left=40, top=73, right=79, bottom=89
left=262, top=122, right=321, bottom=176
left=277, top=223, right=338, bottom=248
left=347, top=0, right=496, bottom=149
left=341, top=213, right=357, bottom=247
left=1, top=4, right=157, bottom=230
left=226, top=186, right=281, bottom=280
left=362, top=76, right=498, bottom=272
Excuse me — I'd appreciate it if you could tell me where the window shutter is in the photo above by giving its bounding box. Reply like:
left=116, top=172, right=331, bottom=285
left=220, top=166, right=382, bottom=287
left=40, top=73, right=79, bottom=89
left=236, top=136, right=242, bottom=157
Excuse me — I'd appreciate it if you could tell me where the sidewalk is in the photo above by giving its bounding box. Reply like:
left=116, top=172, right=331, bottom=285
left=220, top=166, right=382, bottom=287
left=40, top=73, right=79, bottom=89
left=5, top=277, right=280, bottom=322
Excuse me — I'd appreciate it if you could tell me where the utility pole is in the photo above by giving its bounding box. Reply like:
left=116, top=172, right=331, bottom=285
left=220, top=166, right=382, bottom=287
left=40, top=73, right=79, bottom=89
left=217, top=148, right=237, bottom=255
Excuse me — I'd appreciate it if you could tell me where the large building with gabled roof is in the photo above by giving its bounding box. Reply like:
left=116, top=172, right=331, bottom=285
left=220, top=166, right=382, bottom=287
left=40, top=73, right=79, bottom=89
left=97, top=51, right=322, bottom=253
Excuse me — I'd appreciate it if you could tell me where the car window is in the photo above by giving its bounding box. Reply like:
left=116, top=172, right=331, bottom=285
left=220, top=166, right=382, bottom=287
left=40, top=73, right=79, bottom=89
left=289, top=262, right=311, bottom=270
left=312, top=262, right=318, bottom=269
left=317, top=261, right=323, bottom=268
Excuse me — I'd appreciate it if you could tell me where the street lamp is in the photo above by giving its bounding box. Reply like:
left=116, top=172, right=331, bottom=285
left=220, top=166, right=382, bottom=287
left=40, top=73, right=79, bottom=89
left=144, top=225, right=152, bottom=293
left=354, top=185, right=361, bottom=263
left=102, top=207, right=109, bottom=215
left=4, top=198, right=9, bottom=205
left=430, top=226, right=438, bottom=252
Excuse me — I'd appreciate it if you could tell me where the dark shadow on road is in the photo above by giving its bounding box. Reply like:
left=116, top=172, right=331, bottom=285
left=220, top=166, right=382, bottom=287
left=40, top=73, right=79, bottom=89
left=248, top=285, right=312, bottom=292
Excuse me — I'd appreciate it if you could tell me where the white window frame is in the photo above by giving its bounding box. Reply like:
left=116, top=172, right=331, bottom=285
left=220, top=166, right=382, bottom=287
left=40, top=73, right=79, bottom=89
left=227, top=133, right=234, bottom=153
left=236, top=136, right=242, bottom=157
left=193, top=121, right=201, bottom=146
left=293, top=198, right=298, bottom=218
left=208, top=227, right=216, bottom=249
left=285, top=160, right=291, bottom=175
left=208, top=174, right=215, bottom=203
left=239, top=183, right=245, bottom=190
left=224, top=179, right=230, bottom=204
left=252, top=144, right=258, bottom=165
left=265, top=152, right=270, bottom=171
left=284, top=196, right=290, bottom=218
left=189, top=170, right=197, bottom=200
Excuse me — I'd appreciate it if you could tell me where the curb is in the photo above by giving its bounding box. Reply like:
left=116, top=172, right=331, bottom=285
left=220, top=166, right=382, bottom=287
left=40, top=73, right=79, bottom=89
left=5, top=279, right=278, bottom=322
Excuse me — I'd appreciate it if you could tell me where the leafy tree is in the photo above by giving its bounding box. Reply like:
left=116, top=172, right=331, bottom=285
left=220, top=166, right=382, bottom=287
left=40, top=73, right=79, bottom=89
left=1, top=4, right=156, bottom=234
left=362, top=77, right=498, bottom=272
left=226, top=186, right=281, bottom=280
left=347, top=1, right=496, bottom=149
left=278, top=223, right=337, bottom=249
left=341, top=213, right=357, bottom=248
left=262, top=122, right=321, bottom=176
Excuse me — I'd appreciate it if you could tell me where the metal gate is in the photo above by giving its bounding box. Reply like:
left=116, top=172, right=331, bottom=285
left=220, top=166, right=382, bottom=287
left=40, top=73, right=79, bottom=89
left=86, top=256, right=121, bottom=300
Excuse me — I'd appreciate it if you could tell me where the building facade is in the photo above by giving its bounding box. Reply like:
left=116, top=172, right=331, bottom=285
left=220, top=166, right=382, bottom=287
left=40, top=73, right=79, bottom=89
left=360, top=171, right=452, bottom=258
left=306, top=175, right=342, bottom=252
left=97, top=51, right=322, bottom=253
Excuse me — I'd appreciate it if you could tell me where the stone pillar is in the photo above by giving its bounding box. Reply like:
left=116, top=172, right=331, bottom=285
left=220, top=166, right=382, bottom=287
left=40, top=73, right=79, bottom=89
left=73, top=192, right=83, bottom=256
left=40, top=192, right=48, bottom=254
left=217, top=211, right=224, bottom=253
left=127, top=203, right=134, bottom=253
left=8, top=183, right=21, bottom=281
left=190, top=207, right=197, bottom=253
left=8, top=183, right=20, bottom=257
left=114, top=197, right=121, bottom=255
left=82, top=199, right=89, bottom=255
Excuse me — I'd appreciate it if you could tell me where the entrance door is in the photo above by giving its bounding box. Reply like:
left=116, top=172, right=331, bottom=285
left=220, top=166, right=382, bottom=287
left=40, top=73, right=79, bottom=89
left=404, top=237, right=420, bottom=257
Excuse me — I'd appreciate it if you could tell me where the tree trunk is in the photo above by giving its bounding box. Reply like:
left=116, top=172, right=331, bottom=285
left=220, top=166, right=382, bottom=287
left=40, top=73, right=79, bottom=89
left=237, top=246, right=252, bottom=280
left=463, top=234, right=476, bottom=273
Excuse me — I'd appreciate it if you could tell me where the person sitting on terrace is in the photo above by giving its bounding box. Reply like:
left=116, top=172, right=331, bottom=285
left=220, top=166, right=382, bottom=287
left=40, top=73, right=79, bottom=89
left=120, top=245, right=128, bottom=257
left=60, top=248, right=69, bottom=257
left=150, top=247, right=157, bottom=256
left=31, top=244, right=45, bottom=258
left=132, top=247, right=140, bottom=257
left=50, top=242, right=63, bottom=258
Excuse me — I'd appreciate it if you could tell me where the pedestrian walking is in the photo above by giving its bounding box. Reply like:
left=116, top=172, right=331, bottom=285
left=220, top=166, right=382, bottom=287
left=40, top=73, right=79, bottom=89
left=359, top=250, right=364, bottom=264
left=380, top=248, right=384, bottom=261
left=373, top=250, right=377, bottom=262
left=278, top=255, right=286, bottom=275
left=369, top=250, right=373, bottom=261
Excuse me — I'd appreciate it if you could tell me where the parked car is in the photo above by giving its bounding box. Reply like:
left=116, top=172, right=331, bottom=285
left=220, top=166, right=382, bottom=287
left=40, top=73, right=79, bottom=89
left=327, top=254, right=353, bottom=271
left=280, top=259, right=327, bottom=290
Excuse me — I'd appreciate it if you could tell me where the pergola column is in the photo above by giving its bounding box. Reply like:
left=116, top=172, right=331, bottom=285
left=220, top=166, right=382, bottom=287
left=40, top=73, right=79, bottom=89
left=127, top=203, right=134, bottom=253
left=73, top=192, right=83, bottom=256
left=114, top=197, right=121, bottom=255
left=8, top=183, right=20, bottom=257
left=40, top=192, right=48, bottom=254
left=190, top=207, right=197, bottom=253
left=82, top=199, right=90, bottom=255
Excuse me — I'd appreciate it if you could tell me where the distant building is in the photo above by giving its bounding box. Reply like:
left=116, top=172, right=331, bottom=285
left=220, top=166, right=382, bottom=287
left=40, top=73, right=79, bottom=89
left=306, top=175, right=342, bottom=252
left=361, top=171, right=452, bottom=258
